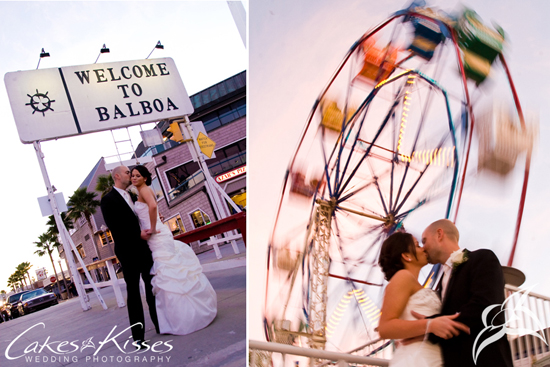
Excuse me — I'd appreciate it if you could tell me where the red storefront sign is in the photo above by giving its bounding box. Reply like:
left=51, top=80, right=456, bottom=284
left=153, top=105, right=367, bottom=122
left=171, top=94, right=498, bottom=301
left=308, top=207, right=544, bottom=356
left=215, top=165, right=246, bottom=183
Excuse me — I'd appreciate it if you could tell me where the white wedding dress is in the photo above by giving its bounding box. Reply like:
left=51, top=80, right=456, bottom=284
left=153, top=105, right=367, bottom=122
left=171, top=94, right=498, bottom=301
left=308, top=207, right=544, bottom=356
left=135, top=201, right=217, bottom=335
left=389, top=288, right=443, bottom=367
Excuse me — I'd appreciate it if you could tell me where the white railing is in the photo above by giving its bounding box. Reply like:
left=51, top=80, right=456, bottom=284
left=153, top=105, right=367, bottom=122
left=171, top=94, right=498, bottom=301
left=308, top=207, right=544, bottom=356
left=505, top=285, right=550, bottom=367
left=249, top=340, right=390, bottom=367
left=251, top=285, right=550, bottom=367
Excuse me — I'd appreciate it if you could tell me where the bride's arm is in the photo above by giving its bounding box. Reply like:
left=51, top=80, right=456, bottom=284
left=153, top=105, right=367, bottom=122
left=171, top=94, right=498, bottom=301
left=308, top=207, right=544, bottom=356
left=378, top=270, right=429, bottom=340
left=140, top=186, right=157, bottom=233
left=378, top=270, right=470, bottom=340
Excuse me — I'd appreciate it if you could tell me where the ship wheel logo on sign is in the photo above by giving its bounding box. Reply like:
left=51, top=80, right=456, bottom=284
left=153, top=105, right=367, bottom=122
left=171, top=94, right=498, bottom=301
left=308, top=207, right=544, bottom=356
left=25, top=89, right=55, bottom=116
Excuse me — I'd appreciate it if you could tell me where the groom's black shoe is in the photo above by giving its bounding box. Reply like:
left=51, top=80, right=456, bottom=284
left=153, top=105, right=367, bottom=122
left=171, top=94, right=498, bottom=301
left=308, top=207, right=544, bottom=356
left=135, top=340, right=148, bottom=351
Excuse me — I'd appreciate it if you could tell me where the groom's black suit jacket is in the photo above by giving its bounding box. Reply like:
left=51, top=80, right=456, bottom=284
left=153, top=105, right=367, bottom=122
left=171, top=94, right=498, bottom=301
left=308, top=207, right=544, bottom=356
left=434, top=249, right=513, bottom=367
left=100, top=188, right=152, bottom=266
left=100, top=188, right=158, bottom=341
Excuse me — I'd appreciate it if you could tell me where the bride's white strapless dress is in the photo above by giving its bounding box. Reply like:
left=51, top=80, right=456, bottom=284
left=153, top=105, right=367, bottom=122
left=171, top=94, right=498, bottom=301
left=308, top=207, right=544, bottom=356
left=134, top=201, right=217, bottom=335
left=389, top=288, right=443, bottom=367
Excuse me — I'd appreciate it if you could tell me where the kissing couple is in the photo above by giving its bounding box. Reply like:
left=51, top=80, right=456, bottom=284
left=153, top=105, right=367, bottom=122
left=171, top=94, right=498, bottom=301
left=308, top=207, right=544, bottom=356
left=100, top=165, right=217, bottom=348
left=377, top=219, right=513, bottom=367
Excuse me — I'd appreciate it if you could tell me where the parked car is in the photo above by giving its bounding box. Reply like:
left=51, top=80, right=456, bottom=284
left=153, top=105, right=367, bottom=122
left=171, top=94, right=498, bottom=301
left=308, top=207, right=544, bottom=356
left=17, top=288, right=58, bottom=316
left=0, top=301, right=10, bottom=322
left=5, top=291, right=31, bottom=319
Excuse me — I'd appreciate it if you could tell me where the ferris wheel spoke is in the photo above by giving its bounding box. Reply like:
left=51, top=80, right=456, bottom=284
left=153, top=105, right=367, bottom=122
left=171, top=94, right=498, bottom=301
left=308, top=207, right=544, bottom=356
left=337, top=90, right=402, bottom=198
left=366, top=159, right=390, bottom=216
left=393, top=136, right=450, bottom=214
left=337, top=169, right=388, bottom=204
left=334, top=92, right=377, bottom=196
left=391, top=79, right=429, bottom=212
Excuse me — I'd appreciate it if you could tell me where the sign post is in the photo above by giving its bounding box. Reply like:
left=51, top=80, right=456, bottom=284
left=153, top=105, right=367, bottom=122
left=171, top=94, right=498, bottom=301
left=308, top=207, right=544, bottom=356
left=4, top=57, right=196, bottom=310
left=33, top=141, right=99, bottom=311
left=180, top=116, right=242, bottom=257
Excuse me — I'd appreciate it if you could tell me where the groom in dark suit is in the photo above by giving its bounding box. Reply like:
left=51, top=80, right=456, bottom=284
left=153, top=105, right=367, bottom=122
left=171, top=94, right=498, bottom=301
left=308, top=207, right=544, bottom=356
left=100, top=165, right=159, bottom=346
left=421, top=219, right=513, bottom=367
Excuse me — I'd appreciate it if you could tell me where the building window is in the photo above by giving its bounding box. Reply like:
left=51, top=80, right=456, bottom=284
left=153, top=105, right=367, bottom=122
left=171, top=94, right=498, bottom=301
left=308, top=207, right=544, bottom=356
left=165, top=215, right=186, bottom=236
left=76, top=244, right=86, bottom=259
left=78, top=214, right=86, bottom=227
left=202, top=98, right=246, bottom=133
left=84, top=234, right=90, bottom=241
left=166, top=161, right=201, bottom=189
left=165, top=162, right=206, bottom=201
left=151, top=177, right=163, bottom=201
left=100, top=230, right=113, bottom=246
left=207, top=139, right=246, bottom=176
left=190, top=209, right=211, bottom=229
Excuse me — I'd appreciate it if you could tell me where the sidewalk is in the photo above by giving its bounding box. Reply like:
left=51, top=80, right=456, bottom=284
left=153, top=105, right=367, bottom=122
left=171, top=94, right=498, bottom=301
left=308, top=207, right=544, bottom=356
left=198, top=241, right=246, bottom=273
left=0, top=243, right=246, bottom=367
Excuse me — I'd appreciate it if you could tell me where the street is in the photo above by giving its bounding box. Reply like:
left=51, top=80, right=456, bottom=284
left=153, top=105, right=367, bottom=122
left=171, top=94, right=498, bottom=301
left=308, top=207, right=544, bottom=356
left=0, top=244, right=246, bottom=367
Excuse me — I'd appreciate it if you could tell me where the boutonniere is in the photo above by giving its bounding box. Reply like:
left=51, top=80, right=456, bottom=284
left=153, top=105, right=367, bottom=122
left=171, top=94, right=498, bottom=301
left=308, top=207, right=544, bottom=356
left=127, top=187, right=138, bottom=203
left=450, top=249, right=469, bottom=270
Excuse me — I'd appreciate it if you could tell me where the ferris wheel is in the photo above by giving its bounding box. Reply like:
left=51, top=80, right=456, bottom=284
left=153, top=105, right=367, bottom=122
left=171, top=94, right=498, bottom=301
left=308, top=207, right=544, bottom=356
left=262, top=1, right=535, bottom=361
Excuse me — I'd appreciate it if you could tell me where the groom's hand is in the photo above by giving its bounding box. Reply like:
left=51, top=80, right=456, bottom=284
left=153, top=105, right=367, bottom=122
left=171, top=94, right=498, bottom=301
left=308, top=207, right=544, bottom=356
left=429, top=313, right=470, bottom=339
left=403, top=310, right=469, bottom=343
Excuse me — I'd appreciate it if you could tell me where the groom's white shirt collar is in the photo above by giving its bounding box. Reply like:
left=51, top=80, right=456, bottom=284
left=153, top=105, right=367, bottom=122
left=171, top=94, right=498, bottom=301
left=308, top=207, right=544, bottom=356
left=113, top=186, right=135, bottom=212
left=441, top=248, right=462, bottom=298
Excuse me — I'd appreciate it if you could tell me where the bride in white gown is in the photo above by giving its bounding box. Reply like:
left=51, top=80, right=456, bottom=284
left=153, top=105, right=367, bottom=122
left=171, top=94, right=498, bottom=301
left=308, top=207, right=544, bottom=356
left=131, top=165, right=217, bottom=335
left=377, top=232, right=469, bottom=367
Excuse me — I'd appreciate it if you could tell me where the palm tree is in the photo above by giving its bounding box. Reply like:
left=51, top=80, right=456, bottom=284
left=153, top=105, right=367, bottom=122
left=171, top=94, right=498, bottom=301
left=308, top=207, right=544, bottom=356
left=34, top=232, right=62, bottom=297
left=14, top=266, right=28, bottom=289
left=7, top=273, right=23, bottom=292
left=46, top=212, right=74, bottom=236
left=46, top=212, right=74, bottom=258
left=14, top=269, right=26, bottom=288
left=17, top=262, right=33, bottom=289
left=67, top=187, right=101, bottom=260
left=95, top=173, right=114, bottom=198
left=7, top=275, right=18, bottom=292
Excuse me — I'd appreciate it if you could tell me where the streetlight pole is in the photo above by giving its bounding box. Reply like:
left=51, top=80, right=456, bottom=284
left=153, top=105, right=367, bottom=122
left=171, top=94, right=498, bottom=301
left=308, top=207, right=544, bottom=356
left=58, top=259, right=70, bottom=299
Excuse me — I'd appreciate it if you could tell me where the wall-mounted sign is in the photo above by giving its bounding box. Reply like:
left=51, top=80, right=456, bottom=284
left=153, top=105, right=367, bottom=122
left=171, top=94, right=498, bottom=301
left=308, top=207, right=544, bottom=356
left=4, top=58, right=193, bottom=143
left=215, top=165, right=246, bottom=183
left=197, top=132, right=216, bottom=158
left=35, top=267, right=47, bottom=281
left=180, top=120, right=216, bottom=161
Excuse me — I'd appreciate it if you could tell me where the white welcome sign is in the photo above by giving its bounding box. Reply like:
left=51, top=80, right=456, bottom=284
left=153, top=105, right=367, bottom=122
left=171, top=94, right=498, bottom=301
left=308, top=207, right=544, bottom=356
left=4, top=57, right=193, bottom=143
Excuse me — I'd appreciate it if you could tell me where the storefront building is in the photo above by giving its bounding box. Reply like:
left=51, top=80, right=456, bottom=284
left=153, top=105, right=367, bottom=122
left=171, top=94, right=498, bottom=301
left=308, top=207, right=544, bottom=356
left=58, top=71, right=246, bottom=282
left=139, top=70, right=246, bottom=254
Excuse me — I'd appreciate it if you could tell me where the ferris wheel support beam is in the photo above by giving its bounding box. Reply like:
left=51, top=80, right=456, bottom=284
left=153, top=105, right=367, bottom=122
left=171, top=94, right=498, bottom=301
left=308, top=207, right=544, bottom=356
left=308, top=199, right=335, bottom=353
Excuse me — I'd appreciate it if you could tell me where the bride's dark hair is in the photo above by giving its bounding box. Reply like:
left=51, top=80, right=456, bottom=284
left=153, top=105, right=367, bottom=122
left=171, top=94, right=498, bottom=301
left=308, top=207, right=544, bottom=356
left=131, top=165, right=152, bottom=186
left=378, top=232, right=417, bottom=281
